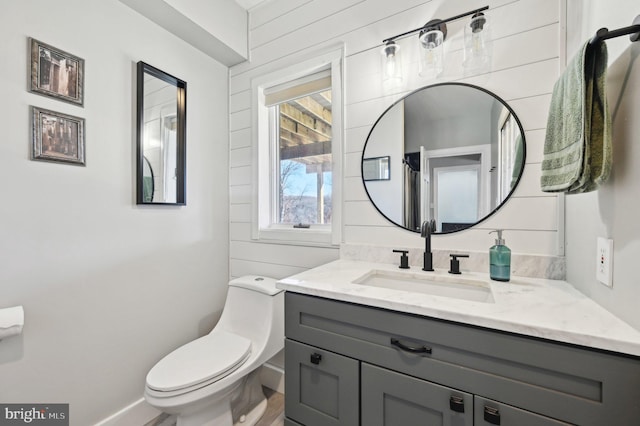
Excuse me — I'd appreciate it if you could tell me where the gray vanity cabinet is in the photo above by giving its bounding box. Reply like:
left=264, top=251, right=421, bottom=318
left=284, top=292, right=640, bottom=426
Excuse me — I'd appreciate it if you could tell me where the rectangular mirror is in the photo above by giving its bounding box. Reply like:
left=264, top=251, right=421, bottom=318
left=136, top=61, right=186, bottom=205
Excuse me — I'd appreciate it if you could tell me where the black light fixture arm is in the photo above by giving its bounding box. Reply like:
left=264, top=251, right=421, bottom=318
left=589, top=15, right=640, bottom=45
left=382, top=5, right=489, bottom=44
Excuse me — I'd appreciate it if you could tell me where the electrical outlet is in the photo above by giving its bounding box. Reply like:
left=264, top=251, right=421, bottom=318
left=596, top=237, right=613, bottom=287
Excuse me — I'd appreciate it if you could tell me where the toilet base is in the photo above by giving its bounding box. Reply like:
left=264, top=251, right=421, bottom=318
left=176, top=404, right=232, bottom=426
left=233, top=397, right=267, bottom=426
left=174, top=394, right=267, bottom=426
left=175, top=370, right=268, bottom=426
left=175, top=381, right=240, bottom=426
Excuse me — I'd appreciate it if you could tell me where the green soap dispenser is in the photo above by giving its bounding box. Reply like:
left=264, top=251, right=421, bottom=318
left=489, top=230, right=511, bottom=282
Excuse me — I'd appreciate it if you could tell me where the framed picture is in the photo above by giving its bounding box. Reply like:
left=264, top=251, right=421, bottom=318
left=363, top=156, right=390, bottom=181
left=31, top=106, right=85, bottom=166
left=29, top=38, right=84, bottom=106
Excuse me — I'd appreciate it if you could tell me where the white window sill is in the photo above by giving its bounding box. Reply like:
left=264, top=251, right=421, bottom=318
left=253, top=227, right=338, bottom=248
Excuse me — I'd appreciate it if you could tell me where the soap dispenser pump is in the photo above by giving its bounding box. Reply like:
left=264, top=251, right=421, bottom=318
left=489, top=230, right=511, bottom=282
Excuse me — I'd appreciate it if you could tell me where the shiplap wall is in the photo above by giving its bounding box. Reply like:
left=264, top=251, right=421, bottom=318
left=229, top=0, right=562, bottom=280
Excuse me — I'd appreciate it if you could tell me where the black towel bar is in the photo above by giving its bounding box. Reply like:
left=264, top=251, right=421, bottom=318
left=589, top=14, right=640, bottom=45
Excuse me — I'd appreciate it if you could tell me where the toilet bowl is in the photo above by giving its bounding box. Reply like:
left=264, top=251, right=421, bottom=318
left=144, top=276, right=284, bottom=426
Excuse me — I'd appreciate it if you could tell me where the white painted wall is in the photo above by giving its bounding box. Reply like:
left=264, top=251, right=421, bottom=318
left=119, top=0, right=248, bottom=65
left=164, top=0, right=248, bottom=58
left=565, top=0, right=640, bottom=329
left=0, top=1, right=229, bottom=424
left=230, top=0, right=562, bottom=287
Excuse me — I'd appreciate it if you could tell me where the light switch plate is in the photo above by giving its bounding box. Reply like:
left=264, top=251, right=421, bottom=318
left=596, top=237, right=613, bottom=287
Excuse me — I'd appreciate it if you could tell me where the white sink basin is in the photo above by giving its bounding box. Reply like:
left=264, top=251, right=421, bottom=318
left=352, top=270, right=495, bottom=303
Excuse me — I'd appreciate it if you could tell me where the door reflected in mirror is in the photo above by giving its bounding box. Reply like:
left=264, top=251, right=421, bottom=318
left=136, top=61, right=186, bottom=205
left=362, top=83, right=525, bottom=233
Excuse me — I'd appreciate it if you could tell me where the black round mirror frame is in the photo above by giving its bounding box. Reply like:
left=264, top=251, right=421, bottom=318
left=361, top=82, right=526, bottom=234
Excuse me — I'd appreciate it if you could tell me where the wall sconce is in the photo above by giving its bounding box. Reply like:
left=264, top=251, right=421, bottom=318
left=418, top=19, right=447, bottom=78
left=381, top=6, right=490, bottom=83
left=381, top=40, right=403, bottom=84
left=463, top=11, right=492, bottom=75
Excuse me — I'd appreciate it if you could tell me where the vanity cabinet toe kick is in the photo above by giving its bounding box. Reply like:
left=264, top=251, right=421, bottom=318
left=283, top=292, right=640, bottom=426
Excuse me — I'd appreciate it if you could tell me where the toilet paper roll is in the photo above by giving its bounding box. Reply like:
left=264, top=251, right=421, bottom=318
left=0, top=306, right=24, bottom=340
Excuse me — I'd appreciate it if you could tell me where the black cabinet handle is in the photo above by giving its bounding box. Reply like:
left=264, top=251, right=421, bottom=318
left=390, top=338, right=432, bottom=354
left=449, top=395, right=465, bottom=413
left=310, top=353, right=322, bottom=365
left=484, top=406, right=501, bottom=425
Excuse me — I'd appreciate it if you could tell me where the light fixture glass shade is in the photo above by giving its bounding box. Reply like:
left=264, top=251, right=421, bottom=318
left=463, top=12, right=493, bottom=75
left=380, top=41, right=403, bottom=87
left=418, top=29, right=444, bottom=79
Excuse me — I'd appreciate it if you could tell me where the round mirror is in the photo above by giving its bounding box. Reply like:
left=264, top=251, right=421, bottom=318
left=362, top=83, right=525, bottom=233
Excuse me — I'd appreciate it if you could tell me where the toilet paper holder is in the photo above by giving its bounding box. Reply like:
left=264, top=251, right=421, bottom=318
left=0, top=305, right=24, bottom=341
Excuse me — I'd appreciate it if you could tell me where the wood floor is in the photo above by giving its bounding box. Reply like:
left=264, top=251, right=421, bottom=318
left=256, top=388, right=284, bottom=426
left=144, top=387, right=284, bottom=426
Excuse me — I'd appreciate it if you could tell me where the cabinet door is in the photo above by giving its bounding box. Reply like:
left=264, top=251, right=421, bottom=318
left=475, top=396, right=572, bottom=426
left=362, top=363, right=473, bottom=426
left=285, top=339, right=359, bottom=426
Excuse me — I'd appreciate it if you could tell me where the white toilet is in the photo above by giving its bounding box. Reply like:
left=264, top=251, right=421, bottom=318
left=144, top=276, right=284, bottom=426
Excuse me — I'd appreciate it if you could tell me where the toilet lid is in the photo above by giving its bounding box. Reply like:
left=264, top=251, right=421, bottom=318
left=146, top=330, right=251, bottom=392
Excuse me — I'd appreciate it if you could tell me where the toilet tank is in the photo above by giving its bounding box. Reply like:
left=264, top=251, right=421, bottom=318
left=215, top=276, right=284, bottom=358
left=227, top=275, right=282, bottom=297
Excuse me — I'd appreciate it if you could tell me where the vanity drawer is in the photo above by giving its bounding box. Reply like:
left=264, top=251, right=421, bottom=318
left=474, top=396, right=572, bottom=426
left=285, top=292, right=640, bottom=426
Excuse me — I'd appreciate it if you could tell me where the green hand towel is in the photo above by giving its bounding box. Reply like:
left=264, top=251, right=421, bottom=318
left=540, top=41, right=612, bottom=193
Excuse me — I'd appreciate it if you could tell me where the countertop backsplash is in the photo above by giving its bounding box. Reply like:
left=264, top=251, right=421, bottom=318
left=340, top=243, right=566, bottom=280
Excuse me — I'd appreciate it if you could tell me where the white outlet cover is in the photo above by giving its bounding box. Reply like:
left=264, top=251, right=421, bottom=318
left=596, top=237, right=613, bottom=287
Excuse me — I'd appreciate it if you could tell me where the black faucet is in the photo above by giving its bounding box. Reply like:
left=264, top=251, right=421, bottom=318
left=449, top=254, right=469, bottom=274
left=392, top=249, right=410, bottom=269
left=420, top=220, right=435, bottom=271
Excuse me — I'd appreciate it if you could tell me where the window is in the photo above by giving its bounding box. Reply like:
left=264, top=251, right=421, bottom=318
left=267, top=72, right=332, bottom=227
left=251, top=47, right=343, bottom=246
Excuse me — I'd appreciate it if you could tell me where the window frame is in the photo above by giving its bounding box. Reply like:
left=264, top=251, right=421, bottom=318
left=497, top=110, right=518, bottom=200
left=250, top=46, right=344, bottom=247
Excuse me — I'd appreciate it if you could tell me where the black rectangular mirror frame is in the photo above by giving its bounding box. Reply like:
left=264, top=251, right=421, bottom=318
left=363, top=156, right=391, bottom=181
left=136, top=61, right=187, bottom=205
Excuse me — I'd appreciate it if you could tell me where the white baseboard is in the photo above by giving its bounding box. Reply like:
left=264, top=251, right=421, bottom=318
left=260, top=362, right=285, bottom=394
left=93, top=397, right=161, bottom=426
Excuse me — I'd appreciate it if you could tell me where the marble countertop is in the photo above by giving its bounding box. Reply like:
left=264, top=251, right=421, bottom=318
left=276, top=259, right=640, bottom=357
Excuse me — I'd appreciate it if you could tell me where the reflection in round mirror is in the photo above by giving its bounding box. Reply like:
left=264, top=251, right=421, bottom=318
left=142, top=156, right=155, bottom=202
left=362, top=83, right=525, bottom=234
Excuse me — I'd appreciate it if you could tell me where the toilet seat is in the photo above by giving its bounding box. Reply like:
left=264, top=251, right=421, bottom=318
left=146, top=330, right=251, bottom=393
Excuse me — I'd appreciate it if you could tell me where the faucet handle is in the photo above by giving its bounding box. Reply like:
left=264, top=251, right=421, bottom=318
left=392, top=250, right=410, bottom=269
left=449, top=254, right=469, bottom=274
